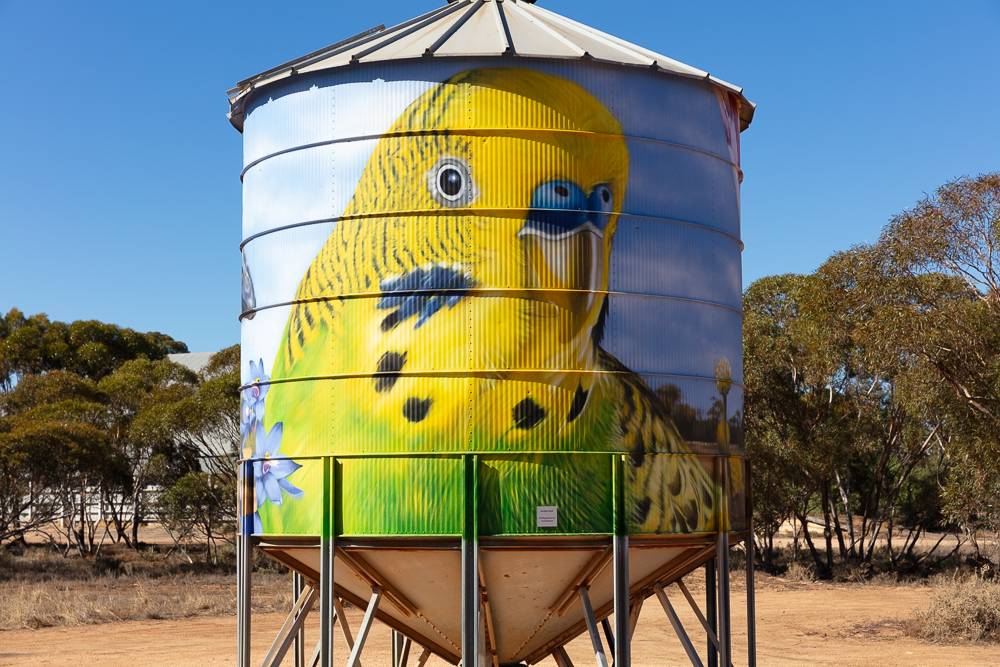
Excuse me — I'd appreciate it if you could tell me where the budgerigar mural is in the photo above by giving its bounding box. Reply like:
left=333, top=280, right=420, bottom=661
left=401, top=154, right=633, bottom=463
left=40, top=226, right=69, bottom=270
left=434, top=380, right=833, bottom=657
left=244, top=67, right=744, bottom=538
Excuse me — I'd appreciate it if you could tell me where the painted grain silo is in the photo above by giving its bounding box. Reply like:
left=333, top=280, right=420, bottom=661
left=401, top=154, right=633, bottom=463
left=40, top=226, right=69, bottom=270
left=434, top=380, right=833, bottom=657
left=229, top=2, right=755, bottom=667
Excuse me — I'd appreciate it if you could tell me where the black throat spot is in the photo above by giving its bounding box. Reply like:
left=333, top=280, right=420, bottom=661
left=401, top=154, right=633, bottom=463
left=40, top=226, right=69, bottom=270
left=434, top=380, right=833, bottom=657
left=374, top=351, right=407, bottom=393
left=513, top=397, right=546, bottom=430
left=380, top=310, right=401, bottom=332
left=403, top=397, right=432, bottom=423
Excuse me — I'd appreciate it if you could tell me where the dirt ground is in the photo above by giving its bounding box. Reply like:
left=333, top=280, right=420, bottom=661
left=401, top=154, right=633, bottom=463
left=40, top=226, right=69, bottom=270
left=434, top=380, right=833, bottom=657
left=1, top=575, right=995, bottom=667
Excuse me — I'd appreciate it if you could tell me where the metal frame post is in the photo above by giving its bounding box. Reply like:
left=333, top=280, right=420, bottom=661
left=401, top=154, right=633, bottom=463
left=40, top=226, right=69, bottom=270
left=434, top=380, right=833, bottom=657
left=705, top=559, right=717, bottom=667
left=237, top=459, right=253, bottom=667
left=612, top=456, right=630, bottom=667
left=320, top=456, right=336, bottom=667
left=746, top=462, right=757, bottom=667
left=716, top=458, right=731, bottom=667
left=462, top=455, right=481, bottom=667
left=294, top=572, right=306, bottom=667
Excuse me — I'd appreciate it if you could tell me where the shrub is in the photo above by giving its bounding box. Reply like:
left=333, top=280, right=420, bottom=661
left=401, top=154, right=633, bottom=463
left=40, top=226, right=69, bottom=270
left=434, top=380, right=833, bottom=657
left=914, top=578, right=1000, bottom=642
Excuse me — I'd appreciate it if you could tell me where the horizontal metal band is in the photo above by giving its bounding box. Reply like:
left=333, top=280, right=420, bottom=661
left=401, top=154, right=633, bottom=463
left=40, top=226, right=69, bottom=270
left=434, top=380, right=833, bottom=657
left=239, top=286, right=743, bottom=322
left=240, top=126, right=738, bottom=181
left=239, top=207, right=744, bottom=250
left=239, top=451, right=745, bottom=463
left=239, top=369, right=745, bottom=393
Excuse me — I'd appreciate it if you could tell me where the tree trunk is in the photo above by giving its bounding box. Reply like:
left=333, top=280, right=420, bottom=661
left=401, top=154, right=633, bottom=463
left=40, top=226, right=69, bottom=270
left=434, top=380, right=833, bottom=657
left=795, top=509, right=829, bottom=578
left=793, top=514, right=798, bottom=561
left=827, top=484, right=848, bottom=560
left=131, top=489, right=141, bottom=549
left=835, top=469, right=856, bottom=558
left=821, top=484, right=834, bottom=570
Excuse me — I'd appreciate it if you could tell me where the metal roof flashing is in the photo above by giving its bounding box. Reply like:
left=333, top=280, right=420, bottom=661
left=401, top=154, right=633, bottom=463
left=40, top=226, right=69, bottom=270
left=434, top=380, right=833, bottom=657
left=226, top=1, right=754, bottom=133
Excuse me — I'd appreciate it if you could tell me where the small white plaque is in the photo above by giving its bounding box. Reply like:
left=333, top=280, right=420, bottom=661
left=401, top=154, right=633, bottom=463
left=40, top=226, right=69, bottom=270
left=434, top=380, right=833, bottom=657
left=537, top=506, right=558, bottom=528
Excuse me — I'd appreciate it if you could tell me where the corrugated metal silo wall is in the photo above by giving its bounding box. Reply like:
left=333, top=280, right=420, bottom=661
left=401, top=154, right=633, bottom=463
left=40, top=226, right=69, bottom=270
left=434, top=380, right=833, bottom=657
left=238, top=59, right=745, bottom=538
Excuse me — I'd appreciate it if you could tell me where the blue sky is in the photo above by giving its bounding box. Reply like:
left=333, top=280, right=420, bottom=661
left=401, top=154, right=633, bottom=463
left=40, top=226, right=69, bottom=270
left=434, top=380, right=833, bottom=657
left=1, top=0, right=997, bottom=353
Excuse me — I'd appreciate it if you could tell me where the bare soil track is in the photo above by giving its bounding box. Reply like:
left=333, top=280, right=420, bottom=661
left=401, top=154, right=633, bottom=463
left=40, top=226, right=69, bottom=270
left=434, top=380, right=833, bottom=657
left=0, top=577, right=994, bottom=667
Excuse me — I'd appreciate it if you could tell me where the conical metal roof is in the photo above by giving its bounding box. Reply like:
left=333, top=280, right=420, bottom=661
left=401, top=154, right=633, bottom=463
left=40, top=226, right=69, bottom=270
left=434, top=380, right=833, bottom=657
left=227, top=0, right=754, bottom=132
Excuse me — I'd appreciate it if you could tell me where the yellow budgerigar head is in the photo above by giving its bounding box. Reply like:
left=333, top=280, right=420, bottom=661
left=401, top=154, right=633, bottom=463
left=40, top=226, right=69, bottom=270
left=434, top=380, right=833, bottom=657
left=345, top=68, right=629, bottom=363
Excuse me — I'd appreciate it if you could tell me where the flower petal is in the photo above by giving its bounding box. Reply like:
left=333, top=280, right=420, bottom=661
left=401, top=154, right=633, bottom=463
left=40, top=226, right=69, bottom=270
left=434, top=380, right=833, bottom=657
left=254, top=478, right=265, bottom=509
left=264, top=423, right=283, bottom=455
left=277, top=477, right=304, bottom=499
left=263, top=474, right=283, bottom=506
left=267, top=458, right=301, bottom=479
left=253, top=513, right=263, bottom=535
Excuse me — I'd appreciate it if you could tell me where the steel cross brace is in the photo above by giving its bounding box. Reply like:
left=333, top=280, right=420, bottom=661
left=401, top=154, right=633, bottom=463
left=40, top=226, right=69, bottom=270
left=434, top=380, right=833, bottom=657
left=306, top=591, right=381, bottom=667
left=653, top=583, right=703, bottom=667
left=259, top=582, right=319, bottom=667
left=577, top=587, right=610, bottom=667
left=653, top=581, right=737, bottom=667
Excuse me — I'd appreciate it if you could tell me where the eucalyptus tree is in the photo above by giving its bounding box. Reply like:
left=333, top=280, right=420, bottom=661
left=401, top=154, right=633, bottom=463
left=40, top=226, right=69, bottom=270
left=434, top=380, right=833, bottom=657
left=868, top=172, right=1000, bottom=560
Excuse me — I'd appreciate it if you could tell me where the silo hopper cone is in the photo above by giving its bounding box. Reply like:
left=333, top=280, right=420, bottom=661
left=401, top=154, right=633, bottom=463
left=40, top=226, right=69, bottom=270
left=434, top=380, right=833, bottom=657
left=255, top=535, right=728, bottom=664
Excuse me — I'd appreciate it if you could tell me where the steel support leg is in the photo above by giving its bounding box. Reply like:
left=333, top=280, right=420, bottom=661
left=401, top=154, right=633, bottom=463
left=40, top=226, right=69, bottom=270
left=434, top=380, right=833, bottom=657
left=654, top=584, right=704, bottom=667
left=319, top=457, right=336, bottom=667
left=746, top=517, right=757, bottom=667
left=578, top=587, right=610, bottom=667
left=294, top=573, right=306, bottom=667
left=461, top=531, right=481, bottom=667
left=238, top=460, right=253, bottom=667
left=705, top=559, right=717, bottom=667
left=717, top=533, right=731, bottom=667
left=462, top=455, right=481, bottom=667
left=612, top=456, right=630, bottom=667
left=613, top=530, right=630, bottom=667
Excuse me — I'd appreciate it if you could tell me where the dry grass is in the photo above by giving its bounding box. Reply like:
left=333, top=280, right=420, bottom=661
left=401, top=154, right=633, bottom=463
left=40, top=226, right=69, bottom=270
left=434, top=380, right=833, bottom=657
left=782, top=560, right=817, bottom=582
left=0, top=571, right=291, bottom=630
left=0, top=545, right=293, bottom=631
left=909, top=577, right=1000, bottom=643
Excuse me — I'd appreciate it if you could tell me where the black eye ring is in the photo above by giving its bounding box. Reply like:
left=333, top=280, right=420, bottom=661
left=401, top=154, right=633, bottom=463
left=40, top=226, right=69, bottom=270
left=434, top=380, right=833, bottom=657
left=601, top=187, right=611, bottom=203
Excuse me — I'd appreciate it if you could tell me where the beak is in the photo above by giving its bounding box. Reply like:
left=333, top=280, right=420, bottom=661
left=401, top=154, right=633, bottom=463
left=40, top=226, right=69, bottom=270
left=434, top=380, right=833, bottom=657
left=518, top=221, right=604, bottom=316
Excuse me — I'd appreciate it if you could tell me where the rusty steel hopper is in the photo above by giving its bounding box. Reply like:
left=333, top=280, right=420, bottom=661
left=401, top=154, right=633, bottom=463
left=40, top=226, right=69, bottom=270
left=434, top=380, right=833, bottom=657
left=229, top=2, right=755, bottom=666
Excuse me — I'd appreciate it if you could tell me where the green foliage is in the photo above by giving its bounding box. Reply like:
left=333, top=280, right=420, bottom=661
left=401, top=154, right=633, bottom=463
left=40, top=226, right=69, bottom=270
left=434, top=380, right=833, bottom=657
left=157, top=472, right=234, bottom=563
left=0, top=309, right=187, bottom=391
left=745, top=172, right=1000, bottom=576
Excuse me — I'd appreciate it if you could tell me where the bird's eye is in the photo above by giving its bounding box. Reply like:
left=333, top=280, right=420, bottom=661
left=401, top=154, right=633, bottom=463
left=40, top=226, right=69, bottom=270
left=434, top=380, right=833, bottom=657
left=429, top=158, right=473, bottom=206
left=554, top=184, right=570, bottom=198
left=439, top=167, right=463, bottom=197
